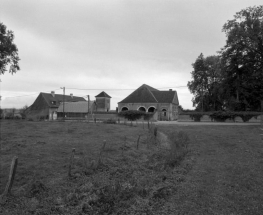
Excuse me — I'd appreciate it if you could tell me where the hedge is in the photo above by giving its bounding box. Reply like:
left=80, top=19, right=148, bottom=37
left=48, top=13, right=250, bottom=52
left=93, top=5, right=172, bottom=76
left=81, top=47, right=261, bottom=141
left=180, top=111, right=262, bottom=122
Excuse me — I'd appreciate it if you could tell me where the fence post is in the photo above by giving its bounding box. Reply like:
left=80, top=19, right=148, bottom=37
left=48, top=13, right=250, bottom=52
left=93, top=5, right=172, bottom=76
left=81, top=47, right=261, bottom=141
left=98, top=140, right=106, bottom=164
left=68, top=148, right=75, bottom=177
left=136, top=135, right=141, bottom=149
left=0, top=156, right=18, bottom=202
left=122, top=136, right=126, bottom=156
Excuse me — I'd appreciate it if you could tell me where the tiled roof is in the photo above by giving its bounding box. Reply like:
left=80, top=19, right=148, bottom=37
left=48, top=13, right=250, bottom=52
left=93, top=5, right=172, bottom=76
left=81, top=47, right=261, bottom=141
left=57, top=101, right=95, bottom=113
left=95, top=91, right=111, bottom=98
left=41, top=92, right=86, bottom=108
left=118, top=84, right=179, bottom=104
left=152, top=91, right=179, bottom=104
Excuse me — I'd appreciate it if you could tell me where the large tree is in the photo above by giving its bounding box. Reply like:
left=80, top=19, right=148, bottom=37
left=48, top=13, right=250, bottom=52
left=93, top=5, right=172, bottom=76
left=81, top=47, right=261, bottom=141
left=221, top=5, right=263, bottom=111
left=187, top=54, right=224, bottom=111
left=0, top=22, right=20, bottom=74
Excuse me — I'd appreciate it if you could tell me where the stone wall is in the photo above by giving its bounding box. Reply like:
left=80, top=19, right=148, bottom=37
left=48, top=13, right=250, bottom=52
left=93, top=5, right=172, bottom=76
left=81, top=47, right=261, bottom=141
left=118, top=103, right=179, bottom=121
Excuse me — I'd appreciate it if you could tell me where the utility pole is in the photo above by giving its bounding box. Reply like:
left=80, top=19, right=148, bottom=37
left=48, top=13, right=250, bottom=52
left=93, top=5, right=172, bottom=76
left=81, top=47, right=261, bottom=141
left=60, top=87, right=65, bottom=118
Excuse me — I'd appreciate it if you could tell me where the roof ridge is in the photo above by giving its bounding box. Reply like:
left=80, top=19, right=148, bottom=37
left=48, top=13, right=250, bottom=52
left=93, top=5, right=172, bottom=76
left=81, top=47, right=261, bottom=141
left=147, top=88, right=158, bottom=102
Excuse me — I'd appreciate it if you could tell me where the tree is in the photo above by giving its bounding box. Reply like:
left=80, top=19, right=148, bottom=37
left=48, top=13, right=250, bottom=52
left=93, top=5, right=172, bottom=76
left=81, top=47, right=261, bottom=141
left=221, top=5, right=263, bottom=111
left=188, top=54, right=224, bottom=111
left=0, top=22, right=20, bottom=74
left=20, top=105, right=28, bottom=119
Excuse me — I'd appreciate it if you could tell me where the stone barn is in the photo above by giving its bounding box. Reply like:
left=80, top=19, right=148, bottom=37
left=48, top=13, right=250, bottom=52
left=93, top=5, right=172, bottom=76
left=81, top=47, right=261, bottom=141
left=118, top=84, right=179, bottom=121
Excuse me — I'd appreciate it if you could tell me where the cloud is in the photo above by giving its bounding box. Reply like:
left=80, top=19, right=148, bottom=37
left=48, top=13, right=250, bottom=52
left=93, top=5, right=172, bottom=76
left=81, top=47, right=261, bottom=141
left=1, top=0, right=263, bottom=109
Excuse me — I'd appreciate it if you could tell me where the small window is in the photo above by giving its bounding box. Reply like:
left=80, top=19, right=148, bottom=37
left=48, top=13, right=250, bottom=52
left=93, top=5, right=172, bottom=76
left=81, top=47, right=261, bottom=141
left=51, top=101, right=56, bottom=105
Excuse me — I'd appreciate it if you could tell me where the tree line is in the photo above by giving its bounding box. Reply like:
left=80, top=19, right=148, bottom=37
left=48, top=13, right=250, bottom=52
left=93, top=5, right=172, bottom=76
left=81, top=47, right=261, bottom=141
left=188, top=5, right=263, bottom=112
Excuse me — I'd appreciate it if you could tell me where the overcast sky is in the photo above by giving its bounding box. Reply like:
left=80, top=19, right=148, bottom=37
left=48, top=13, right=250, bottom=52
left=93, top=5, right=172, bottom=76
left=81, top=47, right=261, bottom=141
left=1, top=0, right=262, bottom=110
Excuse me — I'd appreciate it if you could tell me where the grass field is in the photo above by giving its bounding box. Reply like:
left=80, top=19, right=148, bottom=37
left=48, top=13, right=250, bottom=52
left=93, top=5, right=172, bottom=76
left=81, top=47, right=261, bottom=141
left=0, top=120, right=263, bottom=214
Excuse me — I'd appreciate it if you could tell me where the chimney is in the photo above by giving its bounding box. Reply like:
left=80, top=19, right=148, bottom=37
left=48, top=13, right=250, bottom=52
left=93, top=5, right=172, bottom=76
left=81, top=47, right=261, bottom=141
left=51, top=91, right=55, bottom=97
left=169, top=89, right=172, bottom=91
left=70, top=93, right=73, bottom=98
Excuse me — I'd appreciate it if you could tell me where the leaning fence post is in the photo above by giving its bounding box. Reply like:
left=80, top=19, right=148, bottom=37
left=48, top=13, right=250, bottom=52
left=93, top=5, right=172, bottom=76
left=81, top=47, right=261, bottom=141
left=0, top=156, right=18, bottom=201
left=68, top=148, right=75, bottom=177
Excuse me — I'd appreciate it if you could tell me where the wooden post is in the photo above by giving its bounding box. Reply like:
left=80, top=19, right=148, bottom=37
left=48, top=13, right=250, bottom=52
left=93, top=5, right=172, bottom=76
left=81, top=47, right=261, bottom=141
left=122, top=137, right=126, bottom=156
left=98, top=140, right=106, bottom=164
left=68, top=148, right=75, bottom=177
left=0, top=156, right=18, bottom=200
left=136, top=135, right=141, bottom=149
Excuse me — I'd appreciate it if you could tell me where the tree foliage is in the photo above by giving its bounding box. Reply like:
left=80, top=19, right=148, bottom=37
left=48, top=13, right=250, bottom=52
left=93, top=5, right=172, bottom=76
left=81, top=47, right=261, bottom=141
left=220, top=5, right=263, bottom=111
left=0, top=22, right=20, bottom=74
left=187, top=54, right=223, bottom=111
left=188, top=6, right=263, bottom=112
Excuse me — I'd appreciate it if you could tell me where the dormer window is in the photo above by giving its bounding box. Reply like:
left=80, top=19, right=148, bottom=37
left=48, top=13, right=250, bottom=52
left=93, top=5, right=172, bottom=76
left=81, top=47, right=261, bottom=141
left=51, top=101, right=56, bottom=105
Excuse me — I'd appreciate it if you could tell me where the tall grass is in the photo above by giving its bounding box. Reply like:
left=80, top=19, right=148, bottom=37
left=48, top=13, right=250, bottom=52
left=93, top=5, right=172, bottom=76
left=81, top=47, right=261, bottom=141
left=166, top=131, right=190, bottom=166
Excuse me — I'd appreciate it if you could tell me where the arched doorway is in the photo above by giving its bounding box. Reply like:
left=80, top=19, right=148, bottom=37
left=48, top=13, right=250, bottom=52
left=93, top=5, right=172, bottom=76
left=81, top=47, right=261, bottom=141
left=121, top=107, right=129, bottom=111
left=138, top=106, right=146, bottom=112
left=162, top=109, right=167, bottom=117
left=148, top=107, right=156, bottom=113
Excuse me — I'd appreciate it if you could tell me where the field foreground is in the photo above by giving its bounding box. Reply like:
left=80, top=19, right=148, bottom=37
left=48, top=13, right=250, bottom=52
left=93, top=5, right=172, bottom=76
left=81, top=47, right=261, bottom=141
left=0, top=121, right=263, bottom=214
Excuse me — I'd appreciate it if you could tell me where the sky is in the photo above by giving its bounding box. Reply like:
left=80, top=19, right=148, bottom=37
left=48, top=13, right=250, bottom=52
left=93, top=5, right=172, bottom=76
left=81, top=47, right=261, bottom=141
left=0, top=0, right=262, bottom=110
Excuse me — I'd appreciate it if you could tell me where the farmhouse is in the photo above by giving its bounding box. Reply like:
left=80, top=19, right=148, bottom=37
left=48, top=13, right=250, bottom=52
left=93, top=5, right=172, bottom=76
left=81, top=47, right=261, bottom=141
left=27, top=91, right=112, bottom=120
left=27, top=91, right=86, bottom=120
left=118, top=84, right=179, bottom=121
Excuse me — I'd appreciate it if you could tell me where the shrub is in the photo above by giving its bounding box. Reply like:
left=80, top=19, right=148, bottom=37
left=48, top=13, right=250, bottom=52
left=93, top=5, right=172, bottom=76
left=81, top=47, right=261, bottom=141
left=235, top=112, right=261, bottom=122
left=189, top=113, right=203, bottom=122
left=103, top=118, right=116, bottom=124
left=118, top=110, right=146, bottom=121
left=209, top=111, right=235, bottom=122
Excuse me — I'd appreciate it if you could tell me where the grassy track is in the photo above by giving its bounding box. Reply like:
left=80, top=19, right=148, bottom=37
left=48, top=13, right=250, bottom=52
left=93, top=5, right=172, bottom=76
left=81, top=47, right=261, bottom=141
left=159, top=125, right=263, bottom=215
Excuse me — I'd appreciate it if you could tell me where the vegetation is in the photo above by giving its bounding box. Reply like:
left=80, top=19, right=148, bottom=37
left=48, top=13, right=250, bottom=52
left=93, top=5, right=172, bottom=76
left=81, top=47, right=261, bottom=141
left=181, top=111, right=261, bottom=122
left=188, top=5, right=263, bottom=112
left=0, top=22, right=20, bottom=74
left=0, top=121, right=190, bottom=214
left=1, top=121, right=263, bottom=214
left=118, top=110, right=154, bottom=126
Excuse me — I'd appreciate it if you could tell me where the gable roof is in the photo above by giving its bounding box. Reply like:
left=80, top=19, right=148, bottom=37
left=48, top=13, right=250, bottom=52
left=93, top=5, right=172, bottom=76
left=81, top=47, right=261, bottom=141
left=118, top=84, right=179, bottom=104
left=95, top=91, right=111, bottom=98
left=41, top=92, right=86, bottom=108
left=57, top=101, right=95, bottom=113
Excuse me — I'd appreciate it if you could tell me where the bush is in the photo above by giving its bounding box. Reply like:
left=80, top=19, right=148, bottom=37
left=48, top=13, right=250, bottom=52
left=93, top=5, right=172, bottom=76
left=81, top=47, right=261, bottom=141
left=209, top=111, right=235, bottom=122
left=118, top=110, right=146, bottom=121
left=189, top=113, right=203, bottom=122
left=235, top=112, right=261, bottom=122
left=103, top=118, right=116, bottom=124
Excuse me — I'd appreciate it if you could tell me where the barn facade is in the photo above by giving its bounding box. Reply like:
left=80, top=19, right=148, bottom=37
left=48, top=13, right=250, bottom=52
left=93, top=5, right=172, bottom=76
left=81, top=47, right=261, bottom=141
left=118, top=84, right=179, bottom=121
